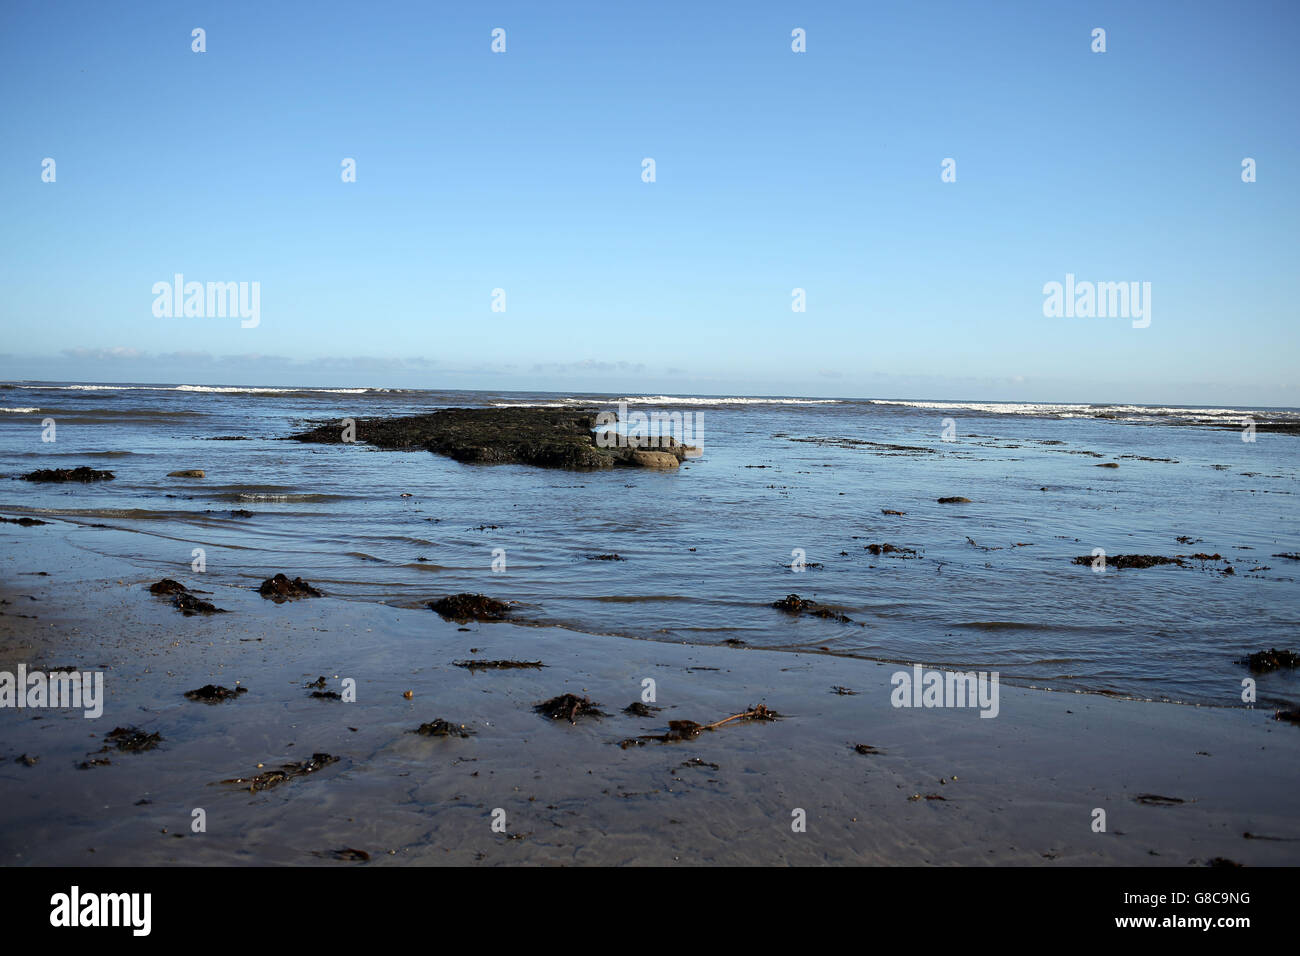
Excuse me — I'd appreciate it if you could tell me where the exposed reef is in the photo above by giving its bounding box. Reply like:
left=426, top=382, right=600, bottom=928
left=289, top=407, right=700, bottom=471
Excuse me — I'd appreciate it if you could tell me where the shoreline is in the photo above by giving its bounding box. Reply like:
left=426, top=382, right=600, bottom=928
left=2, top=522, right=1297, bottom=866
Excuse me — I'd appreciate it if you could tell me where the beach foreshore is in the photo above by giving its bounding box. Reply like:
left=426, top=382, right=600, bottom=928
left=1, top=522, right=1297, bottom=866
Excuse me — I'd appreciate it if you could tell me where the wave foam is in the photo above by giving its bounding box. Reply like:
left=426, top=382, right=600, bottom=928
left=867, top=399, right=1296, bottom=422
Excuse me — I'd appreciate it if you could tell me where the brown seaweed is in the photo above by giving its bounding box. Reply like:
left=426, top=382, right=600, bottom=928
left=104, top=726, right=162, bottom=753
left=412, top=719, right=474, bottom=738
left=1237, top=648, right=1299, bottom=672
left=535, top=694, right=606, bottom=723
left=453, top=659, right=543, bottom=671
left=222, top=753, right=340, bottom=792
left=184, top=684, right=247, bottom=703
left=771, top=593, right=853, bottom=623
left=257, top=573, right=322, bottom=601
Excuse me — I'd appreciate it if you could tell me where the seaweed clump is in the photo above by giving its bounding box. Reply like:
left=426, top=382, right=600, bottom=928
left=174, top=592, right=226, bottom=616
left=104, top=726, right=163, bottom=752
left=633, top=704, right=782, bottom=744
left=623, top=701, right=662, bottom=717
left=772, top=594, right=853, bottom=623
left=535, top=694, right=606, bottom=723
left=21, top=467, right=114, bottom=483
left=184, top=684, right=247, bottom=703
left=429, top=593, right=511, bottom=622
left=412, top=719, right=474, bottom=738
left=146, top=578, right=227, bottom=614
left=257, top=574, right=323, bottom=601
left=1236, top=648, right=1299, bottom=672
left=865, top=543, right=918, bottom=557
left=222, top=753, right=339, bottom=792
left=148, top=579, right=190, bottom=595
left=453, top=659, right=543, bottom=671
left=1071, top=554, right=1186, bottom=570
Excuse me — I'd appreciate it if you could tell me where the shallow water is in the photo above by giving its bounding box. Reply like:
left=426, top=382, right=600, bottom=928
left=2, top=382, right=1298, bottom=708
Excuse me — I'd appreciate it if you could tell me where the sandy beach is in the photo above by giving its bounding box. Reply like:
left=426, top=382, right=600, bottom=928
left=2, top=521, right=1296, bottom=867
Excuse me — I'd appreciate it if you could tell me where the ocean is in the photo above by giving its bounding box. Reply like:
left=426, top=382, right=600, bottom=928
left=2, top=382, right=1298, bottom=710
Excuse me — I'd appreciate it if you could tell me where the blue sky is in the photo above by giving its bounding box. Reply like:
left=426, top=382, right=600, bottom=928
left=1, top=0, right=1297, bottom=404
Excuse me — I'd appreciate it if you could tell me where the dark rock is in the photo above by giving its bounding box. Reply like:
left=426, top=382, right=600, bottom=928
left=21, top=467, right=114, bottom=483
left=937, top=496, right=971, bottom=504
left=428, top=593, right=510, bottom=622
left=257, top=573, right=322, bottom=601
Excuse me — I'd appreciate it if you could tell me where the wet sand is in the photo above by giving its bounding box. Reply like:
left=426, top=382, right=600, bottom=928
left=1, top=522, right=1298, bottom=866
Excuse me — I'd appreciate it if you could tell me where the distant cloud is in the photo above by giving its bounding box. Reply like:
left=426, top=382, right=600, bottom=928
left=37, top=348, right=534, bottom=381
left=530, top=359, right=646, bottom=374
left=61, top=347, right=144, bottom=360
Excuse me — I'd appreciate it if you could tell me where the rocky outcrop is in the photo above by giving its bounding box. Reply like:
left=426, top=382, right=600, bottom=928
left=288, top=407, right=700, bottom=471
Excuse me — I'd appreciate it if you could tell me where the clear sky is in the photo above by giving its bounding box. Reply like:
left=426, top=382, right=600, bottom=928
left=1, top=0, right=1296, bottom=404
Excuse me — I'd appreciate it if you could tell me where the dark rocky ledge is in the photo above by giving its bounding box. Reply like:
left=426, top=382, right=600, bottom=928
left=288, top=407, right=700, bottom=471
